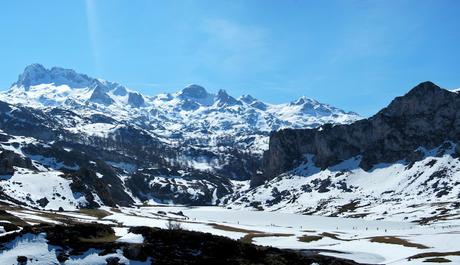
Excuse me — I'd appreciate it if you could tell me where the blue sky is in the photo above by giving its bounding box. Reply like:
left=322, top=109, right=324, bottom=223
left=0, top=0, right=459, bottom=116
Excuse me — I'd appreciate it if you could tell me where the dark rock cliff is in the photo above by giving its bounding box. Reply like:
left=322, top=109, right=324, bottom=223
left=260, top=81, right=460, bottom=184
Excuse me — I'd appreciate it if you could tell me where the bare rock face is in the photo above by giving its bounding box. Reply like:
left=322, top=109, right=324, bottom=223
left=0, top=150, right=35, bottom=175
left=88, top=83, right=115, bottom=105
left=260, top=81, right=460, bottom=183
left=127, top=92, right=145, bottom=107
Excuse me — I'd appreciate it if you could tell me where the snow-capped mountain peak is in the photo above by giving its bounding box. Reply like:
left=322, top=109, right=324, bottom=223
left=88, top=83, right=115, bottom=105
left=14, top=63, right=95, bottom=90
left=1, top=64, right=361, bottom=157
left=290, top=95, right=318, bottom=106
left=215, top=89, right=241, bottom=107
left=112, top=85, right=128, bottom=96
left=180, top=84, right=209, bottom=99
left=287, top=95, right=359, bottom=118
left=239, top=94, right=257, bottom=104
left=8, top=64, right=149, bottom=109
left=178, top=84, right=215, bottom=106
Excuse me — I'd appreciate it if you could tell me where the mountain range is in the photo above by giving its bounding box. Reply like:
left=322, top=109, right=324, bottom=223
left=0, top=64, right=359, bottom=209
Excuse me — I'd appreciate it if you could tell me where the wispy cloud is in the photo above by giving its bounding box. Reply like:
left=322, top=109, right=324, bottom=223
left=198, top=18, right=272, bottom=74
left=202, top=18, right=266, bottom=50
left=85, top=0, right=103, bottom=74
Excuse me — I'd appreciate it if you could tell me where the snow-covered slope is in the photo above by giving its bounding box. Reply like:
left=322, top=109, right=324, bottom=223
left=226, top=142, right=460, bottom=223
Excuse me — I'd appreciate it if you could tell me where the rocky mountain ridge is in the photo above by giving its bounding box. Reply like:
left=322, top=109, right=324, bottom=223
left=262, top=81, right=460, bottom=180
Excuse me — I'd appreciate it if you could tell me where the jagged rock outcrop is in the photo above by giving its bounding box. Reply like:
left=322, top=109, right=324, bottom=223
left=127, top=92, right=145, bottom=107
left=216, top=89, right=241, bottom=107
left=88, top=84, right=115, bottom=105
left=0, top=150, right=36, bottom=175
left=261, top=81, right=460, bottom=182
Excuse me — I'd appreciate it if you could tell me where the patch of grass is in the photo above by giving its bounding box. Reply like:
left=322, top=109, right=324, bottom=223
left=320, top=232, right=351, bottom=241
left=210, top=223, right=261, bottom=234
left=240, top=233, right=294, bottom=244
left=33, top=211, right=70, bottom=223
left=20, top=209, right=111, bottom=226
left=297, top=235, right=323, bottom=243
left=346, top=213, right=370, bottom=218
left=369, top=236, right=429, bottom=249
left=337, top=200, right=359, bottom=214
left=0, top=210, right=29, bottom=227
left=423, top=257, right=452, bottom=263
left=78, top=234, right=119, bottom=243
left=417, top=214, right=459, bottom=224
left=110, top=207, right=122, bottom=213
left=78, top=208, right=111, bottom=219
left=408, top=251, right=460, bottom=260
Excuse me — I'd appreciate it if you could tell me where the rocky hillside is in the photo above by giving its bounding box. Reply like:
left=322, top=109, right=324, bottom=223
left=262, top=81, right=460, bottom=179
left=0, top=64, right=359, bottom=209
left=228, top=82, right=460, bottom=223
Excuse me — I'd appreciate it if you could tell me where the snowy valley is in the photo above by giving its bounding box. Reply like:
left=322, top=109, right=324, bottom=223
left=0, top=65, right=459, bottom=264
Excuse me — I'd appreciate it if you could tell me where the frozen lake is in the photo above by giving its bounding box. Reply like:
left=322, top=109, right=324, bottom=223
left=101, top=206, right=460, bottom=264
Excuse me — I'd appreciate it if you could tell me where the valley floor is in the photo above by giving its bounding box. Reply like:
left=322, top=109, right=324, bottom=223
left=1, top=204, right=460, bottom=264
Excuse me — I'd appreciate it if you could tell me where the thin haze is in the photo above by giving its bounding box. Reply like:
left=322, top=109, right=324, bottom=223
left=0, top=0, right=459, bottom=116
